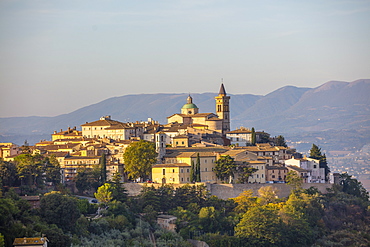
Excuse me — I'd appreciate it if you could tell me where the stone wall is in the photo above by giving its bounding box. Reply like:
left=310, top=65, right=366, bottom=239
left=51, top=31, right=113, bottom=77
left=207, top=183, right=332, bottom=199
left=123, top=182, right=333, bottom=199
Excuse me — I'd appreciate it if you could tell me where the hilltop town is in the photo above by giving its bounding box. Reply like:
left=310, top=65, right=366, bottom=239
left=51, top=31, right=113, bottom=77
left=2, top=84, right=370, bottom=247
left=1, top=84, right=333, bottom=189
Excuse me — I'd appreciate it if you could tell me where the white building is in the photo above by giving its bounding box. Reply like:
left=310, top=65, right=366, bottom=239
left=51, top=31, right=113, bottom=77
left=284, top=156, right=325, bottom=183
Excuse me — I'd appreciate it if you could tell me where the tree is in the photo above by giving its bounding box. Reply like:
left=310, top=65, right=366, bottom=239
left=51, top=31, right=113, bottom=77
left=94, top=183, right=113, bottom=206
left=286, top=171, right=303, bottom=191
left=339, top=173, right=369, bottom=201
left=309, top=144, right=330, bottom=181
left=0, top=160, right=18, bottom=187
left=100, top=153, right=107, bottom=183
left=214, top=155, right=236, bottom=183
left=233, top=190, right=257, bottom=213
left=44, top=155, right=61, bottom=185
left=75, top=168, right=91, bottom=194
left=257, top=186, right=278, bottom=205
left=259, top=131, right=270, bottom=143
left=251, top=127, right=256, bottom=145
left=190, top=160, right=196, bottom=183
left=235, top=205, right=283, bottom=246
left=14, top=154, right=44, bottom=186
left=123, top=140, right=157, bottom=181
left=195, top=153, right=201, bottom=182
left=237, top=165, right=257, bottom=183
left=109, top=172, right=128, bottom=202
left=275, top=135, right=287, bottom=147
left=40, top=191, right=80, bottom=232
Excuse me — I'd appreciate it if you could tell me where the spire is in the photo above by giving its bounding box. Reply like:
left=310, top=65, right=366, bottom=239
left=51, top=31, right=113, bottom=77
left=187, top=94, right=193, bottom=104
left=219, top=83, right=226, bottom=95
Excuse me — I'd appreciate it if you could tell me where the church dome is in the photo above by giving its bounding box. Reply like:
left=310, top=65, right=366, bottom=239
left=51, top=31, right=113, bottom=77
left=182, top=103, right=198, bottom=109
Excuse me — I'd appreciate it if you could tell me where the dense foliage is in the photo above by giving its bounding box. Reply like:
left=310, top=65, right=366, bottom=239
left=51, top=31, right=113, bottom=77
left=122, top=140, right=157, bottom=181
left=1, top=170, right=369, bottom=247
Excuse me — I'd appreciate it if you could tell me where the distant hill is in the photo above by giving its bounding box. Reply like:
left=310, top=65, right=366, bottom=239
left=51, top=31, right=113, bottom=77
left=1, top=79, right=369, bottom=151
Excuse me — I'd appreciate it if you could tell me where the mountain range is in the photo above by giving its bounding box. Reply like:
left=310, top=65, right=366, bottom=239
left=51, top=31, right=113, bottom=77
left=1, top=79, right=369, bottom=152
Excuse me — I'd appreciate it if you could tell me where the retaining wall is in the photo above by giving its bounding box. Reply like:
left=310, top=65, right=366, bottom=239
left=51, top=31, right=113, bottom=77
left=123, top=182, right=332, bottom=199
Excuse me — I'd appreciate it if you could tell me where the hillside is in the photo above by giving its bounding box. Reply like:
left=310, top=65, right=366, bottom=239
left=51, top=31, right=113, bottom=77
left=1, top=79, right=369, bottom=151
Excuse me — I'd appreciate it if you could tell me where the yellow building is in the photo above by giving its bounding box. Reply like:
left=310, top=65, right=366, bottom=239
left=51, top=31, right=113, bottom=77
left=162, top=147, right=228, bottom=183
left=0, top=143, right=20, bottom=159
left=152, top=163, right=191, bottom=184
left=52, top=127, right=82, bottom=141
left=61, top=156, right=100, bottom=182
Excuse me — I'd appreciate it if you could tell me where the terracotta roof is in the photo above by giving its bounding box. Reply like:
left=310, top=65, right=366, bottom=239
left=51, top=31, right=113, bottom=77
left=65, top=156, right=100, bottom=160
left=173, top=135, right=188, bottom=139
left=153, top=163, right=191, bottom=168
left=81, top=119, right=124, bottom=127
left=286, top=165, right=308, bottom=172
left=248, top=160, right=266, bottom=164
left=13, top=237, right=48, bottom=246
left=266, top=166, right=288, bottom=170
left=226, top=129, right=252, bottom=134
left=206, top=117, right=222, bottom=121
left=47, top=152, right=69, bottom=157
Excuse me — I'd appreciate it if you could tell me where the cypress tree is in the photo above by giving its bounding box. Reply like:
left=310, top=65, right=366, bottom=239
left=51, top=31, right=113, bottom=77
left=251, top=127, right=256, bottom=145
left=196, top=153, right=201, bottom=182
left=190, top=160, right=196, bottom=183
left=100, top=153, right=107, bottom=183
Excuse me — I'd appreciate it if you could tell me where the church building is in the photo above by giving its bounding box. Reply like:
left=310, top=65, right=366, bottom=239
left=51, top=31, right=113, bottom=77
left=167, top=84, right=230, bottom=135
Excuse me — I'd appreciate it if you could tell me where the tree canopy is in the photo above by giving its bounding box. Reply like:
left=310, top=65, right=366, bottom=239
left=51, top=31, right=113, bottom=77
left=123, top=140, right=157, bottom=181
left=214, top=155, right=236, bottom=183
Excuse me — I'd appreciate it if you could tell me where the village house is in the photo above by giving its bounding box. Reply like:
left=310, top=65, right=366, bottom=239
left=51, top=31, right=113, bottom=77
left=266, top=166, right=289, bottom=182
left=284, top=156, right=325, bottom=183
left=52, top=127, right=82, bottom=141
left=152, top=163, right=191, bottom=184
left=286, top=165, right=310, bottom=183
left=0, top=142, right=20, bottom=159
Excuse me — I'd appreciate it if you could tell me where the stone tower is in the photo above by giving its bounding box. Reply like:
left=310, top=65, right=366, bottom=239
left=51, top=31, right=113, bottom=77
left=215, top=83, right=230, bottom=134
left=155, top=132, right=166, bottom=163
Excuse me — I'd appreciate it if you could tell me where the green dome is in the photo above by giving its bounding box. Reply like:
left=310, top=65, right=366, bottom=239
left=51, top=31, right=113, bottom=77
left=182, top=103, right=198, bottom=109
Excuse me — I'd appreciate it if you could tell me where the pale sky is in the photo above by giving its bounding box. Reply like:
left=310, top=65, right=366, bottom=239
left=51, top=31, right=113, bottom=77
left=1, top=0, right=369, bottom=117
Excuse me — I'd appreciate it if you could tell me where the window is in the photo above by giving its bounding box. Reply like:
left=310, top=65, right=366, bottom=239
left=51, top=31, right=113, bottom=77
left=272, top=175, right=275, bottom=178
left=173, top=169, right=175, bottom=173
left=256, top=174, right=259, bottom=178
left=181, top=169, right=183, bottom=173
left=205, top=168, right=208, bottom=172
left=187, top=169, right=190, bottom=173
left=163, top=169, right=165, bottom=175
left=314, top=165, right=317, bottom=168
left=187, top=177, right=190, bottom=181
left=181, top=177, right=184, bottom=182
left=262, top=174, right=264, bottom=178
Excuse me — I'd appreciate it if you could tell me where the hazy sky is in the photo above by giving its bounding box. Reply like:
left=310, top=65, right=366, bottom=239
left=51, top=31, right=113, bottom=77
left=1, top=0, right=369, bottom=117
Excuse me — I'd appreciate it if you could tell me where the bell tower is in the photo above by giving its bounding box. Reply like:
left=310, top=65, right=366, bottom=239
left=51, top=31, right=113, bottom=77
left=215, top=83, right=230, bottom=134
